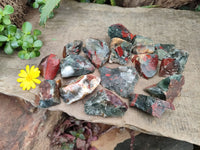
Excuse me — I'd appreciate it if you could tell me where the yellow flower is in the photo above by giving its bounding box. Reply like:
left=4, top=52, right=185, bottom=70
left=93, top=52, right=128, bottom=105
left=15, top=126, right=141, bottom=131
left=17, top=65, right=41, bottom=91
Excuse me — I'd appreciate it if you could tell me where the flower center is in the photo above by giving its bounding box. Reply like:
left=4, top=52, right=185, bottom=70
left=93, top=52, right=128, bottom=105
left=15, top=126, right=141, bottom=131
left=26, top=74, right=32, bottom=81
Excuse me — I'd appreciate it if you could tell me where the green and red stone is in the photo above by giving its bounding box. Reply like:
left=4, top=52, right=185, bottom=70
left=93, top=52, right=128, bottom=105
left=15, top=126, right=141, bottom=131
left=159, top=58, right=180, bottom=77
left=108, top=24, right=136, bottom=43
left=109, top=38, right=132, bottom=65
left=38, top=54, right=60, bottom=80
left=129, top=94, right=175, bottom=118
left=131, top=54, right=158, bottom=79
left=85, top=89, right=128, bottom=117
left=60, top=55, right=95, bottom=78
left=144, top=74, right=185, bottom=103
left=36, top=80, right=60, bottom=108
left=63, top=40, right=83, bottom=58
left=83, top=38, right=110, bottom=68
left=99, top=66, right=139, bottom=98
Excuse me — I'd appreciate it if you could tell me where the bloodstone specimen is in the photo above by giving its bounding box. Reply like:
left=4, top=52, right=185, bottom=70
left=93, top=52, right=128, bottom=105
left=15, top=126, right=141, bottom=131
left=63, top=40, right=83, bottom=58
left=154, top=44, right=175, bottom=60
left=83, top=38, right=110, bottom=68
left=159, top=58, right=180, bottom=77
left=109, top=38, right=133, bottom=65
left=60, top=55, right=95, bottom=78
left=167, top=49, right=189, bottom=73
left=129, top=94, right=175, bottom=118
left=144, top=74, right=185, bottom=103
left=85, top=89, right=128, bottom=117
left=99, top=66, right=139, bottom=98
left=36, top=80, right=60, bottom=108
left=131, top=54, right=158, bottom=79
left=38, top=54, right=60, bottom=80
left=108, top=24, right=136, bottom=43
left=132, top=35, right=155, bottom=54
left=60, top=74, right=100, bottom=104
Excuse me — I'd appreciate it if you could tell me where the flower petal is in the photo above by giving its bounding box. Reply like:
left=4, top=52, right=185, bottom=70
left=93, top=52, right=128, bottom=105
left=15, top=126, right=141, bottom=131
left=33, top=78, right=41, bottom=84
left=18, top=70, right=27, bottom=78
left=17, top=78, right=25, bottom=83
left=30, top=65, right=35, bottom=74
left=26, top=65, right=30, bottom=74
left=30, top=81, right=36, bottom=89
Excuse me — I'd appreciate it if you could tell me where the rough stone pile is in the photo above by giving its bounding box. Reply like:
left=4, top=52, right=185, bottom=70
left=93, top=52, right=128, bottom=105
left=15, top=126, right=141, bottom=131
left=36, top=24, right=188, bottom=118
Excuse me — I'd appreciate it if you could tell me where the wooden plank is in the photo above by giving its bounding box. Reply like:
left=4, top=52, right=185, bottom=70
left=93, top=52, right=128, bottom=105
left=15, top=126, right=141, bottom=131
left=0, top=0, right=200, bottom=145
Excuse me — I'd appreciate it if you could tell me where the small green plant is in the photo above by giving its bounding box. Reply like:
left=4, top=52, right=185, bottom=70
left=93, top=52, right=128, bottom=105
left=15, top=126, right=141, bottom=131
left=81, top=0, right=116, bottom=6
left=0, top=5, right=43, bottom=59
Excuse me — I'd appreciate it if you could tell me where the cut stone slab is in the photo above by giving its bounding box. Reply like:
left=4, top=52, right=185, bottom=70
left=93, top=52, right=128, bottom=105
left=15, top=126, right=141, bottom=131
left=99, top=66, right=139, bottom=98
left=60, top=55, right=95, bottom=78
left=0, top=0, right=200, bottom=146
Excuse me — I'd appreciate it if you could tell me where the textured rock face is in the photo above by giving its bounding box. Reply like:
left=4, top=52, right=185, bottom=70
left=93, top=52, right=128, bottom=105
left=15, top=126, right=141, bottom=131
left=131, top=54, right=158, bottom=79
left=63, top=40, right=83, bottom=58
left=36, top=80, right=60, bottom=108
left=109, top=38, right=132, bottom=65
left=38, top=54, right=60, bottom=80
left=132, top=35, right=155, bottom=54
left=155, top=44, right=189, bottom=73
left=129, top=94, right=175, bottom=118
left=60, top=74, right=100, bottom=104
left=83, top=38, right=110, bottom=68
left=99, top=66, right=139, bottom=98
left=108, top=24, right=136, bottom=43
left=85, top=89, right=128, bottom=117
left=60, top=55, right=95, bottom=78
left=159, top=58, right=180, bottom=77
left=145, top=74, right=185, bottom=103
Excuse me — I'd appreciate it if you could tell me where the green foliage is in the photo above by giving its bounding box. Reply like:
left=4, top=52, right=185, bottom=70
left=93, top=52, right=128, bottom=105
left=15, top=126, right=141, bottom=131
left=195, top=5, right=200, bottom=11
left=80, top=0, right=116, bottom=6
left=0, top=5, right=43, bottom=59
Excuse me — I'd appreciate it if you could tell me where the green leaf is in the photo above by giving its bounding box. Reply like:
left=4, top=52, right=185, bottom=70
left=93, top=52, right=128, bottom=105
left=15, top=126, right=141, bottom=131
left=22, top=41, right=30, bottom=50
left=110, top=0, right=116, bottom=6
left=48, top=11, right=54, bottom=19
left=22, top=22, right=32, bottom=34
left=30, top=51, right=36, bottom=58
left=34, top=51, right=40, bottom=57
left=78, top=134, right=85, bottom=140
left=23, top=35, right=34, bottom=44
left=4, top=42, right=14, bottom=55
left=7, top=24, right=17, bottom=36
left=3, top=5, right=14, bottom=15
left=70, top=131, right=77, bottom=136
left=24, top=53, right=30, bottom=59
left=33, top=29, right=42, bottom=36
left=33, top=40, right=43, bottom=48
left=34, top=50, right=40, bottom=57
left=39, top=0, right=60, bottom=25
left=15, top=29, right=24, bottom=39
left=33, top=2, right=39, bottom=8
left=0, top=25, right=5, bottom=32
left=18, top=50, right=27, bottom=59
left=0, top=35, right=8, bottom=42
left=195, top=5, right=200, bottom=11
left=0, top=42, right=3, bottom=47
left=11, top=40, right=19, bottom=48
left=3, top=15, right=11, bottom=25
left=95, top=0, right=106, bottom=4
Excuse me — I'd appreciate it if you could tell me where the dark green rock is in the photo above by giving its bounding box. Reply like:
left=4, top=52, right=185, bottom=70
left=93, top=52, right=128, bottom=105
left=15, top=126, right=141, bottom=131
left=85, top=89, right=128, bottom=117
